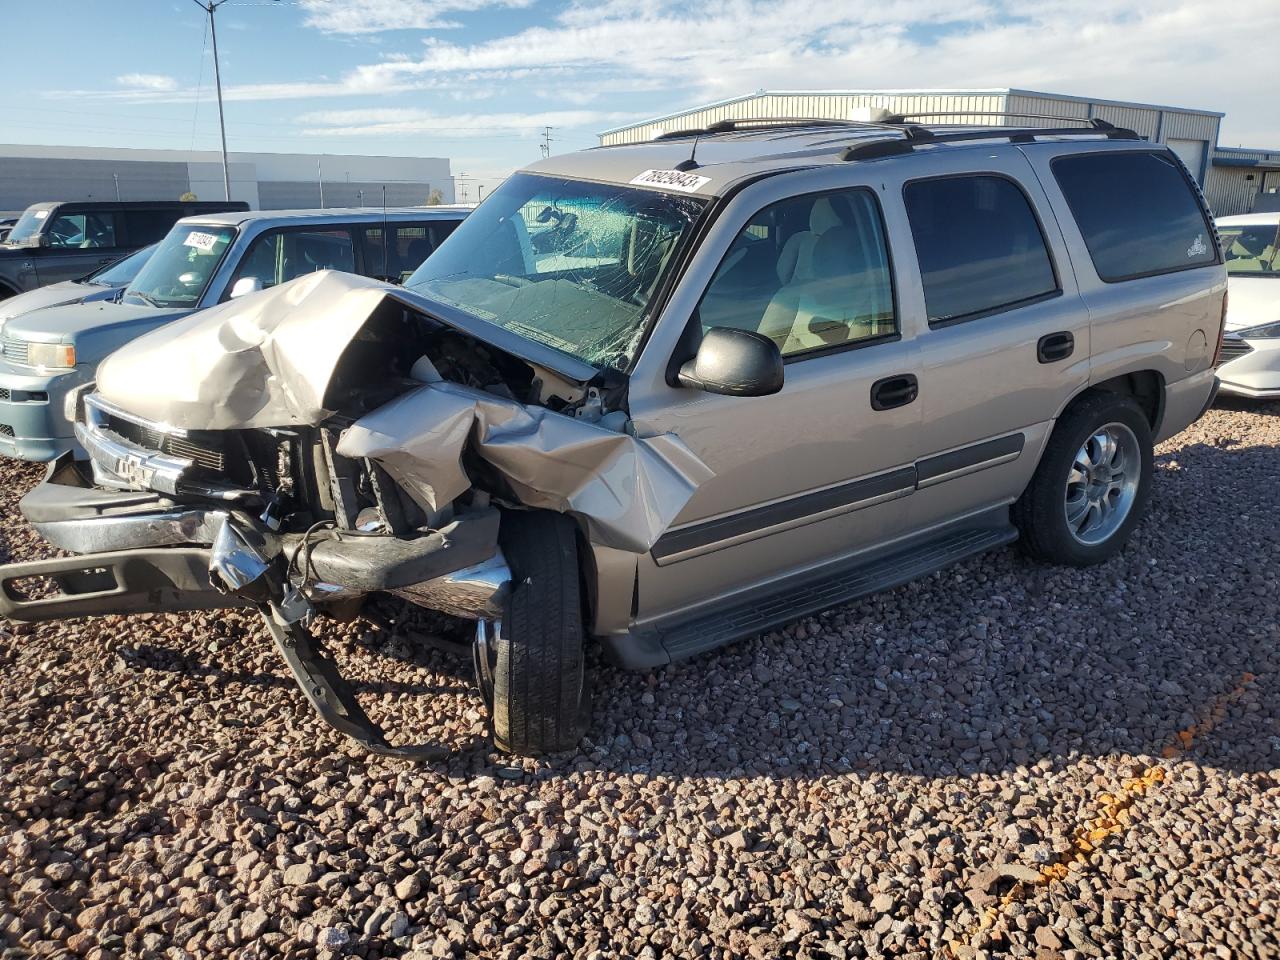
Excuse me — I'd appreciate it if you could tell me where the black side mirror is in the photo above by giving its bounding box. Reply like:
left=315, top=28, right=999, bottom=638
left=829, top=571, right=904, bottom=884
left=677, top=327, right=784, bottom=397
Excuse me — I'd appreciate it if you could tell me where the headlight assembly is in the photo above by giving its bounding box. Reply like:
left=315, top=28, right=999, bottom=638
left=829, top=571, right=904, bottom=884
left=27, top=342, right=77, bottom=369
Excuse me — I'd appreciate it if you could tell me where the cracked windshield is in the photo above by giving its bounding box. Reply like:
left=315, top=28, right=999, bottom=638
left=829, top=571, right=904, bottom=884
left=406, top=172, right=706, bottom=369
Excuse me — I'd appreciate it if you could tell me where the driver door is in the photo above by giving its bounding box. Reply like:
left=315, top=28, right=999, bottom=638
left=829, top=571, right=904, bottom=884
left=37, top=209, right=125, bottom=285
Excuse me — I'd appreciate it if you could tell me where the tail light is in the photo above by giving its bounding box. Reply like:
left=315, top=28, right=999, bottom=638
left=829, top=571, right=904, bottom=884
left=1210, top=289, right=1228, bottom=367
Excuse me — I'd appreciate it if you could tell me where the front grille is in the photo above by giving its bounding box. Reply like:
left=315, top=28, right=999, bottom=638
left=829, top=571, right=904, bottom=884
left=1217, top=336, right=1254, bottom=366
left=0, top=424, right=13, bottom=438
left=103, top=413, right=225, bottom=472
left=0, top=388, right=9, bottom=402
left=1, top=338, right=29, bottom=366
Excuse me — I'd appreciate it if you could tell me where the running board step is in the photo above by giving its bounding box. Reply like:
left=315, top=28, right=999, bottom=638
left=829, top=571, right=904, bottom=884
left=655, top=523, right=1017, bottom=662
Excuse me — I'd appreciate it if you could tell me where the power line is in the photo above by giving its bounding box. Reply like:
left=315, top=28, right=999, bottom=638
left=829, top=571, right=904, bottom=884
left=190, top=15, right=210, bottom=154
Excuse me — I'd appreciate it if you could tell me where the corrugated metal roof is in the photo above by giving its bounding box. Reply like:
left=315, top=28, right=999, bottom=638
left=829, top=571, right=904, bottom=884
left=600, top=87, right=1225, bottom=138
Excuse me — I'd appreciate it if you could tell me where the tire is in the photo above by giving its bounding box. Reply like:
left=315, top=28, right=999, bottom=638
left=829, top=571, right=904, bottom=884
left=1013, top=392, right=1153, bottom=567
left=491, top=510, right=590, bottom=755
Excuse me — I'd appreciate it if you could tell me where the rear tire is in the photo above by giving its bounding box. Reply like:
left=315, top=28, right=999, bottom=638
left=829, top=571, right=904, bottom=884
left=491, top=511, right=590, bottom=755
left=1013, top=392, right=1153, bottom=566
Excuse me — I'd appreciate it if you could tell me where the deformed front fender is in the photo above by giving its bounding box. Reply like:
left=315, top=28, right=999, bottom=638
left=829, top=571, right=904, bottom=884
left=336, top=380, right=713, bottom=554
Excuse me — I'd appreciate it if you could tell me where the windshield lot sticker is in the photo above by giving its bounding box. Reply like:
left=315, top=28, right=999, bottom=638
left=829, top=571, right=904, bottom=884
left=629, top=169, right=712, bottom=193
left=1187, top=234, right=1208, bottom=258
left=184, top=231, right=220, bottom=251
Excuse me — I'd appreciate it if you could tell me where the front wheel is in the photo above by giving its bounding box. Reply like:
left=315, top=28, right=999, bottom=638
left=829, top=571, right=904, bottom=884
left=1013, top=393, right=1154, bottom=566
left=487, top=510, right=590, bottom=755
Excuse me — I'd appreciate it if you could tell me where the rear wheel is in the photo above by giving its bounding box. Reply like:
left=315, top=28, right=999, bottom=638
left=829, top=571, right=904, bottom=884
left=487, top=510, right=589, bottom=755
left=1014, top=393, right=1153, bottom=566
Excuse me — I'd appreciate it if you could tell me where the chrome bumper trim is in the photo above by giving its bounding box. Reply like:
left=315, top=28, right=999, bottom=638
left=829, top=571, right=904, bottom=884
left=393, top=550, right=512, bottom=620
left=76, top=393, right=192, bottom=495
left=32, top=508, right=232, bottom=554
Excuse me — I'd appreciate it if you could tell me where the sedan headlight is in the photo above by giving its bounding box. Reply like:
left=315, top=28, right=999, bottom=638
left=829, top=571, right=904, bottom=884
left=1237, top=321, right=1280, bottom=340
left=27, top=342, right=77, bottom=369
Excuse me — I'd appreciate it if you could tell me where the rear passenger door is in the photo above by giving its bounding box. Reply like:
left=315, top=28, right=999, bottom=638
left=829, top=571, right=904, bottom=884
left=1023, top=146, right=1223, bottom=442
left=890, top=153, right=1090, bottom=531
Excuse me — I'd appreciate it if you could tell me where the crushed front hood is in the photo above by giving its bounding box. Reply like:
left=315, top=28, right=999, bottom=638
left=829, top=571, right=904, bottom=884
left=94, top=270, right=713, bottom=552
left=96, top=272, right=397, bottom=430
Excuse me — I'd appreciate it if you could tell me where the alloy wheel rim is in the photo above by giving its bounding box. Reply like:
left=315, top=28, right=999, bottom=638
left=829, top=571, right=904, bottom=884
left=1064, top=421, right=1141, bottom=546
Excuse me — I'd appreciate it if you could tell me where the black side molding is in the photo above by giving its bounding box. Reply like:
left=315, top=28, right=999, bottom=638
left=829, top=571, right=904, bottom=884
left=652, top=467, right=916, bottom=564
left=917, top=433, right=1025, bottom=486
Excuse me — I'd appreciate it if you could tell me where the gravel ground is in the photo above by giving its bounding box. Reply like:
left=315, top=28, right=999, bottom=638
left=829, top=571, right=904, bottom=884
left=2, top=401, right=1279, bottom=960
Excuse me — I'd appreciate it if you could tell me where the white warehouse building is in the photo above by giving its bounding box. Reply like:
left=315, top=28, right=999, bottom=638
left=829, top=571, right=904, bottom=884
left=600, top=89, right=1280, bottom=217
left=0, top=144, right=454, bottom=214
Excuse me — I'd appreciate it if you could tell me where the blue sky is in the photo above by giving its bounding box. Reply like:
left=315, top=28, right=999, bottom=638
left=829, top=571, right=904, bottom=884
left=2, top=0, right=1276, bottom=190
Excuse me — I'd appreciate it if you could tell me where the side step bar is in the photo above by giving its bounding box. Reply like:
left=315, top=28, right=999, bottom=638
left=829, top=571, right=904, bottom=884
left=0, top=548, right=245, bottom=622
left=645, top=522, right=1018, bottom=664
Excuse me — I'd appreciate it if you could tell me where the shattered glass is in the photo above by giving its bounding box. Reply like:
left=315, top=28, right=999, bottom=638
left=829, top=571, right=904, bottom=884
left=406, top=173, right=706, bottom=370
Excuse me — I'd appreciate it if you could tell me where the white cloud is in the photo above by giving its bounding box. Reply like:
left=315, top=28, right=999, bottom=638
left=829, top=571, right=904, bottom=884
left=115, top=73, right=178, bottom=91
left=357, top=0, right=1276, bottom=144
left=298, top=0, right=533, bottom=34
left=45, top=0, right=1280, bottom=148
left=298, top=107, right=627, bottom=137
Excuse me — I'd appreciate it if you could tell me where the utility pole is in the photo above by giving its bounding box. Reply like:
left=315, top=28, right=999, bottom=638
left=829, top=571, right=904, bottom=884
left=541, top=126, right=555, bottom=159
left=190, top=0, right=233, bottom=201
left=317, top=157, right=325, bottom=208
left=113, top=173, right=121, bottom=201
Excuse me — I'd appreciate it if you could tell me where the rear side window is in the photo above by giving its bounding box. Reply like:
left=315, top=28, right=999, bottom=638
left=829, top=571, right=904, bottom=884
left=124, top=209, right=180, bottom=245
left=903, top=176, right=1058, bottom=325
left=361, top=221, right=460, bottom=282
left=1052, top=151, right=1217, bottom=282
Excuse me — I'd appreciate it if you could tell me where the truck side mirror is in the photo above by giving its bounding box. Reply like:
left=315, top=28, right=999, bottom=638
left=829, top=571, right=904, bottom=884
left=677, top=327, right=784, bottom=397
left=229, top=276, right=264, bottom=300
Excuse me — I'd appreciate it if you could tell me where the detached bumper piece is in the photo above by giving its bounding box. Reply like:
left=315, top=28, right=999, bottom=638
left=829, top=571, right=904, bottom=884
left=262, top=616, right=450, bottom=762
left=0, top=547, right=246, bottom=622
left=3, top=462, right=508, bottom=761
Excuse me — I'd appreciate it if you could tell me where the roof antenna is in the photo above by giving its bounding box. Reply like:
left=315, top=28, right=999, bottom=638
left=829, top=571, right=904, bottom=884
left=674, top=134, right=701, bottom=172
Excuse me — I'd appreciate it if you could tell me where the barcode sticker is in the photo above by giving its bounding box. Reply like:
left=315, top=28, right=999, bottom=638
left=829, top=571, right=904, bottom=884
left=628, top=169, right=712, bottom=193
left=184, top=231, right=220, bottom=251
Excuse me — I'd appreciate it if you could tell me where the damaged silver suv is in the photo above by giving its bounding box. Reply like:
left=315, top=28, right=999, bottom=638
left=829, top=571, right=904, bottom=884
left=0, top=117, right=1226, bottom=757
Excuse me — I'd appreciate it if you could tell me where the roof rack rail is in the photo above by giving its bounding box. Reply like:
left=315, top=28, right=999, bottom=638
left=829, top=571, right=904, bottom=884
left=841, top=121, right=1141, bottom=162
left=653, top=116, right=909, bottom=140
left=879, top=111, right=1121, bottom=128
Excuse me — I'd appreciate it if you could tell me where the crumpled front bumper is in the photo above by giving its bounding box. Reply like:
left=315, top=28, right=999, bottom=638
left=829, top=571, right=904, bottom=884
left=0, top=454, right=508, bottom=625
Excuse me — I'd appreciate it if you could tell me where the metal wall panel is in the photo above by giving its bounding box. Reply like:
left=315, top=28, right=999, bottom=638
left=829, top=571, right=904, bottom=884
left=255, top=180, right=435, bottom=210
left=1205, top=167, right=1259, bottom=216
left=1006, top=93, right=1090, bottom=128
left=1162, top=111, right=1220, bottom=142
left=0, top=157, right=190, bottom=210
left=599, top=91, right=1010, bottom=144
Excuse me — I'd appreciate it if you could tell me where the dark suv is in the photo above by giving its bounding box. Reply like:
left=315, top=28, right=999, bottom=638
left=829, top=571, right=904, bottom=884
left=0, top=200, right=248, bottom=299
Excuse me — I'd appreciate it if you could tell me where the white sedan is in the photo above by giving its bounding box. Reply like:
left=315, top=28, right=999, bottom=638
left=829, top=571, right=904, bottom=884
left=1216, top=212, right=1280, bottom=398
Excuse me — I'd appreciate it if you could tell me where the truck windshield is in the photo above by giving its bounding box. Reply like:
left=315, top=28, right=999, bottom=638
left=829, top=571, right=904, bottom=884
left=85, top=243, right=157, bottom=286
left=1220, top=222, right=1280, bottom=277
left=3, top=207, right=50, bottom=247
left=406, top=172, right=707, bottom=369
left=122, top=225, right=236, bottom=308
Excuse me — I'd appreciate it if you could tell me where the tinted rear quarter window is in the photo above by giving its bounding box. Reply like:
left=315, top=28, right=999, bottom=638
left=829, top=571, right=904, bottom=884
left=1052, top=151, right=1217, bottom=282
left=903, top=175, right=1058, bottom=325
